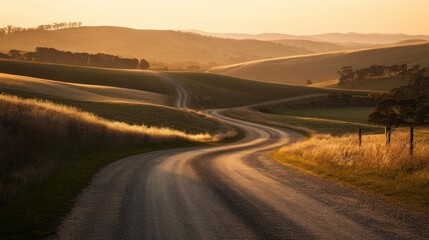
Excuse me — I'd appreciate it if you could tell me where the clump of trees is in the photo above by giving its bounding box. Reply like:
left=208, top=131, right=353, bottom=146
left=369, top=67, right=429, bottom=143
left=0, top=47, right=150, bottom=69
left=0, top=52, right=9, bottom=59
left=337, top=64, right=411, bottom=85
left=0, top=22, right=82, bottom=35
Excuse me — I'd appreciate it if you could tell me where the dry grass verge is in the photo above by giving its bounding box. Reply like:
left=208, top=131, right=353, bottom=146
left=0, top=94, right=227, bottom=204
left=273, top=131, right=429, bottom=211
left=0, top=94, right=237, bottom=238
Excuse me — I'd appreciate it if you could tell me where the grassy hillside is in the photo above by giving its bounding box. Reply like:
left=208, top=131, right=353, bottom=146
left=0, top=94, right=228, bottom=239
left=166, top=72, right=338, bottom=108
left=167, top=72, right=371, bottom=109
left=0, top=59, right=170, bottom=94
left=0, top=26, right=311, bottom=65
left=225, top=107, right=382, bottom=136
left=312, top=76, right=409, bottom=92
left=278, top=107, right=375, bottom=124
left=272, top=39, right=352, bottom=53
left=0, top=73, right=170, bottom=105
left=221, top=91, right=381, bottom=136
left=209, top=42, right=429, bottom=85
left=1, top=89, right=232, bottom=139
left=0, top=94, right=216, bottom=203
left=0, top=60, right=237, bottom=134
left=309, top=33, right=429, bottom=44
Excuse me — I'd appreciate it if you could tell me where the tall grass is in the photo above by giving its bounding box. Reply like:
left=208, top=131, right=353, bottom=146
left=274, top=131, right=429, bottom=210
left=0, top=94, right=227, bottom=204
left=279, top=132, right=429, bottom=171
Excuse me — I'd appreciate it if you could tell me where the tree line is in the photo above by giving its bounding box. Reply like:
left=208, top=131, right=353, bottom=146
left=0, top=22, right=82, bottom=35
left=369, top=66, right=429, bottom=143
left=0, top=47, right=150, bottom=69
left=336, top=64, right=422, bottom=85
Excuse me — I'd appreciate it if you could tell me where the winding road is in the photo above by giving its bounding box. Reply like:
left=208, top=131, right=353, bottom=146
left=57, top=73, right=429, bottom=239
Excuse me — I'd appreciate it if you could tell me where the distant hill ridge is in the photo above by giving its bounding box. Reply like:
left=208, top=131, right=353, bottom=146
left=191, top=30, right=429, bottom=44
left=208, top=42, right=429, bottom=85
left=0, top=26, right=311, bottom=66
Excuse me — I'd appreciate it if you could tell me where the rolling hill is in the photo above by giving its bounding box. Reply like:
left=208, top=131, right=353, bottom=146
left=0, top=59, right=170, bottom=94
left=310, top=33, right=429, bottom=45
left=166, top=72, right=369, bottom=109
left=0, top=26, right=311, bottom=65
left=192, top=30, right=429, bottom=44
left=0, top=73, right=169, bottom=105
left=0, top=60, right=233, bottom=133
left=272, top=39, right=353, bottom=53
left=208, top=42, right=429, bottom=85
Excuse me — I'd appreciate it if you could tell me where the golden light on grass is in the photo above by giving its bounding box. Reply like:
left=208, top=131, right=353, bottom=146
left=0, top=94, right=232, bottom=203
left=0, top=94, right=224, bottom=143
left=0, top=73, right=169, bottom=105
left=274, top=132, right=429, bottom=210
left=278, top=132, right=429, bottom=171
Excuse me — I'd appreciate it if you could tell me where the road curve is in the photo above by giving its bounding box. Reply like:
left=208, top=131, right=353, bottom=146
left=152, top=72, right=189, bottom=108
left=57, top=73, right=429, bottom=239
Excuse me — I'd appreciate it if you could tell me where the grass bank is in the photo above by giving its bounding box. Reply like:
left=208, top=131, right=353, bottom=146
left=1, top=88, right=230, bottom=135
left=0, top=94, right=230, bottom=239
left=273, top=132, right=429, bottom=212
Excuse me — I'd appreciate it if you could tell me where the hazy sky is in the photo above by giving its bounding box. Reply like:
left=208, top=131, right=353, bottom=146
left=2, top=0, right=429, bottom=35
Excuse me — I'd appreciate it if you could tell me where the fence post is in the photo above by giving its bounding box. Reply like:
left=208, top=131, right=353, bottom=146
left=410, top=126, right=414, bottom=156
left=358, top=127, right=362, bottom=147
left=385, top=126, right=391, bottom=145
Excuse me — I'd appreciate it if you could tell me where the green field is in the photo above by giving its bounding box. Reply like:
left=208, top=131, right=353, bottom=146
left=0, top=59, right=170, bottom=94
left=0, top=60, right=371, bottom=109
left=278, top=107, right=375, bottom=124
left=166, top=71, right=368, bottom=109
left=314, top=76, right=409, bottom=92
left=225, top=107, right=383, bottom=136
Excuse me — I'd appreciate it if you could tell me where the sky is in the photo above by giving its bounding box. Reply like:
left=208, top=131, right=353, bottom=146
left=1, top=0, right=429, bottom=35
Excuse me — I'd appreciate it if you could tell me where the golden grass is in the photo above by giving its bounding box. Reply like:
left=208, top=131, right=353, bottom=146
left=274, top=131, right=429, bottom=211
left=279, top=132, right=428, bottom=171
left=0, top=73, right=169, bottom=105
left=0, top=94, right=227, bottom=143
left=0, top=94, right=231, bottom=204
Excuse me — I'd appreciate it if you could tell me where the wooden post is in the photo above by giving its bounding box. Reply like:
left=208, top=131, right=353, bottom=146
left=410, top=126, right=414, bottom=156
left=358, top=127, right=362, bottom=147
left=385, top=126, right=391, bottom=145
left=385, top=126, right=388, bottom=145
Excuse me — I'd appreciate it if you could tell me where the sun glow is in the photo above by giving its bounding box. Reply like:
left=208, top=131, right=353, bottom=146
left=1, top=0, right=429, bottom=35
